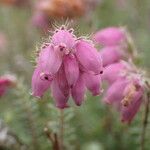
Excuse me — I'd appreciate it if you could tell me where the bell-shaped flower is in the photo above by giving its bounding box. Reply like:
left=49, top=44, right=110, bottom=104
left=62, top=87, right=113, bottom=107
left=103, top=78, right=129, bottom=107
left=0, top=75, right=16, bottom=97
left=51, top=28, right=76, bottom=49
left=83, top=72, right=102, bottom=96
left=71, top=74, right=86, bottom=106
left=104, top=75, right=144, bottom=123
left=102, top=61, right=129, bottom=85
left=31, top=67, right=52, bottom=98
left=64, top=54, right=79, bottom=86
left=121, top=80, right=144, bottom=123
left=38, top=44, right=62, bottom=76
left=93, top=27, right=125, bottom=46
left=99, top=46, right=125, bottom=67
left=51, top=78, right=69, bottom=109
left=75, top=40, right=102, bottom=74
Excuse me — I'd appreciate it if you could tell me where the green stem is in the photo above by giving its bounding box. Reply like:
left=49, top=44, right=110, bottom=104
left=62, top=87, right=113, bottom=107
left=140, top=90, right=150, bottom=150
left=59, top=109, right=64, bottom=150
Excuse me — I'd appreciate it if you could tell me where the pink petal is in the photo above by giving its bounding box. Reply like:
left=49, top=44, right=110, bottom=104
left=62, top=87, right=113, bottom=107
left=102, top=61, right=128, bottom=85
left=56, top=65, right=70, bottom=98
left=51, top=29, right=75, bottom=49
left=38, top=45, right=62, bottom=75
left=75, top=40, right=102, bottom=74
left=93, top=27, right=125, bottom=46
left=104, top=79, right=129, bottom=107
left=31, top=67, right=52, bottom=98
left=64, top=55, right=79, bottom=86
left=71, top=74, right=86, bottom=106
left=83, top=72, right=102, bottom=96
left=32, top=11, right=49, bottom=30
left=51, top=78, right=69, bottom=109
left=0, top=75, right=16, bottom=97
left=0, top=85, right=7, bottom=96
left=99, top=46, right=125, bottom=67
left=121, top=88, right=143, bottom=123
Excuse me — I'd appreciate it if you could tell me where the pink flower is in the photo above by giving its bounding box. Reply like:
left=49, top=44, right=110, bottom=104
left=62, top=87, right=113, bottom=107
left=71, top=73, right=86, bottom=106
left=83, top=72, right=102, bottom=96
left=102, top=61, right=130, bottom=85
left=99, top=46, right=125, bottom=67
left=103, top=78, right=129, bottom=107
left=32, top=11, right=49, bottom=31
left=31, top=67, right=52, bottom=98
left=75, top=40, right=103, bottom=74
left=103, top=74, right=144, bottom=123
left=64, top=55, right=79, bottom=86
left=0, top=75, right=16, bottom=97
left=51, top=66, right=70, bottom=108
left=32, top=25, right=103, bottom=108
left=93, top=27, right=125, bottom=46
left=38, top=44, right=62, bottom=76
left=121, top=80, right=144, bottom=123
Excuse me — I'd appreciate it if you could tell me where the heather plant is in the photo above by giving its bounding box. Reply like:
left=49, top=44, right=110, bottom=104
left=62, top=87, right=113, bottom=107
left=32, top=25, right=103, bottom=108
left=0, top=1, right=150, bottom=150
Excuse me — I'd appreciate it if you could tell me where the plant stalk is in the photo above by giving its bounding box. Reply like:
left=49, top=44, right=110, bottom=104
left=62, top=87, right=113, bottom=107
left=140, top=88, right=150, bottom=150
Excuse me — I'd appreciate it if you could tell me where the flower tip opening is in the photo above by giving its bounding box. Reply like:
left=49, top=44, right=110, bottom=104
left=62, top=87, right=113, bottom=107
left=76, top=102, right=82, bottom=106
left=92, top=90, right=101, bottom=96
left=30, top=92, right=42, bottom=99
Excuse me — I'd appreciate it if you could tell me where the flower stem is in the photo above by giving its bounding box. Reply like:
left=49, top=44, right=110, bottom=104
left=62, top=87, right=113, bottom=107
left=140, top=86, right=150, bottom=150
left=59, top=109, right=64, bottom=150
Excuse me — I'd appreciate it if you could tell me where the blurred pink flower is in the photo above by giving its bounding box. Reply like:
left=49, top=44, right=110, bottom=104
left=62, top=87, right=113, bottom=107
left=103, top=62, right=144, bottom=123
left=32, top=12, right=49, bottom=31
left=99, top=46, right=126, bottom=67
left=32, top=25, right=103, bottom=108
left=93, top=27, right=125, bottom=46
left=0, top=75, right=16, bottom=97
left=102, top=61, right=130, bottom=85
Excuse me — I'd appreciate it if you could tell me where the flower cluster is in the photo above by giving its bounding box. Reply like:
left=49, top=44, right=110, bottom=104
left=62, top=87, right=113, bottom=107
left=0, top=75, right=16, bottom=97
left=93, top=27, right=145, bottom=123
left=93, top=27, right=127, bottom=67
left=32, top=25, right=103, bottom=108
left=102, top=61, right=144, bottom=123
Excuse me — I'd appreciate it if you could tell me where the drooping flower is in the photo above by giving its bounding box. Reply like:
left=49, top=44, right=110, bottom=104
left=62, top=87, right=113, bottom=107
left=0, top=75, right=16, bottom=97
left=32, top=11, right=50, bottom=31
left=32, top=25, right=103, bottom=108
left=71, top=73, right=86, bottom=106
left=99, top=46, right=126, bottom=67
left=31, top=67, right=52, bottom=98
left=103, top=62, right=144, bottom=123
left=83, top=72, right=102, bottom=96
left=102, top=61, right=130, bottom=85
left=93, top=27, right=125, bottom=46
left=93, top=26, right=129, bottom=68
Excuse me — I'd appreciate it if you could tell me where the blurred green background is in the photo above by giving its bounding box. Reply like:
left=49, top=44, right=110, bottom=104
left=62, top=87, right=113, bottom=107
left=0, top=0, right=150, bottom=150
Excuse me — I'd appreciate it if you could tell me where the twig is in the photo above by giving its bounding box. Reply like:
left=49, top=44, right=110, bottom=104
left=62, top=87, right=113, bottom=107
left=140, top=86, right=150, bottom=150
left=44, top=127, right=60, bottom=150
